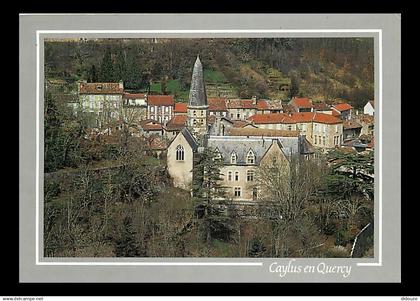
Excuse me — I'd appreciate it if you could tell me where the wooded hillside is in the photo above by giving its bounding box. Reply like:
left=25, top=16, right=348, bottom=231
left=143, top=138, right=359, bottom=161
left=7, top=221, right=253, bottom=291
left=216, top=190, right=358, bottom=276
left=45, top=38, right=374, bottom=108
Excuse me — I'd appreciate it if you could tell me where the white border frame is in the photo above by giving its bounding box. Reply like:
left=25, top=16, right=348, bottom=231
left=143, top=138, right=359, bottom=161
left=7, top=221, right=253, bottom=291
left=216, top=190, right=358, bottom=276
left=36, top=29, right=382, bottom=267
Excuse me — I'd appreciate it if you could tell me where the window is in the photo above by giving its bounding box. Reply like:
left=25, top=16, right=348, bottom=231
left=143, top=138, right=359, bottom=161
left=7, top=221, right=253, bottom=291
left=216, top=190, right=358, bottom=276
left=235, top=171, right=239, bottom=181
left=176, top=145, right=184, bottom=161
left=323, top=136, right=326, bottom=146
left=314, top=135, right=317, bottom=145
left=335, top=125, right=339, bottom=133
left=252, top=187, right=258, bottom=199
left=230, top=152, right=237, bottom=164
left=193, top=119, right=197, bottom=126
left=247, top=170, right=254, bottom=182
left=237, top=113, right=241, bottom=119
left=287, top=125, right=292, bottom=131
left=193, top=110, right=197, bottom=117
left=201, top=111, right=204, bottom=116
left=234, top=187, right=241, bottom=197
left=228, top=171, right=233, bottom=181
left=246, top=150, right=255, bottom=164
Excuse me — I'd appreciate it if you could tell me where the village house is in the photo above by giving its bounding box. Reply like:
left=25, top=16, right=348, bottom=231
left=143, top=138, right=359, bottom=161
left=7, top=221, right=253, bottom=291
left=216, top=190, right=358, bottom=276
left=147, top=94, right=175, bottom=124
left=290, top=97, right=314, bottom=113
left=343, top=120, right=363, bottom=140
left=78, top=81, right=124, bottom=129
left=290, top=112, right=343, bottom=149
left=312, top=101, right=332, bottom=115
left=164, top=114, right=188, bottom=139
left=354, top=114, right=374, bottom=137
left=139, top=119, right=165, bottom=137
left=208, top=98, right=228, bottom=117
left=226, top=98, right=258, bottom=120
left=332, top=103, right=353, bottom=120
left=364, top=100, right=375, bottom=116
left=247, top=113, right=298, bottom=131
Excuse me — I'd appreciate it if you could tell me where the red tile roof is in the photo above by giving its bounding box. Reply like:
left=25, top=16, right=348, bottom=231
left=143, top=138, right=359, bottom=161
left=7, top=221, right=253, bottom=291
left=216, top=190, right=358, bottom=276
left=332, top=110, right=340, bottom=117
left=208, top=98, right=228, bottom=111
left=333, top=103, right=353, bottom=111
left=165, top=115, right=188, bottom=130
left=256, top=100, right=269, bottom=110
left=140, top=119, right=163, bottom=131
left=313, top=102, right=331, bottom=111
left=232, top=120, right=255, bottom=128
left=291, top=97, right=313, bottom=109
left=227, top=99, right=256, bottom=109
left=227, top=128, right=300, bottom=137
left=147, top=95, right=175, bottom=106
left=174, top=102, right=188, bottom=113
left=290, top=112, right=342, bottom=124
left=123, top=93, right=146, bottom=99
left=79, top=82, right=124, bottom=94
left=248, top=113, right=296, bottom=124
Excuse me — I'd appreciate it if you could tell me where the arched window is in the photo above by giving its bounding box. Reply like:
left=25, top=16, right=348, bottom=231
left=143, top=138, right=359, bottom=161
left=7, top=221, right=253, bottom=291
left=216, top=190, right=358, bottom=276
left=176, top=145, right=184, bottom=161
left=230, top=152, right=237, bottom=164
left=246, top=150, right=255, bottom=164
left=234, top=171, right=239, bottom=181
left=227, top=171, right=233, bottom=181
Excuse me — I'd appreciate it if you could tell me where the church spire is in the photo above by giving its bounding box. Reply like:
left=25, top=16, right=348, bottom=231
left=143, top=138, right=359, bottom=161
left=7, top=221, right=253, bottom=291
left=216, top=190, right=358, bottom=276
left=188, top=55, right=207, bottom=107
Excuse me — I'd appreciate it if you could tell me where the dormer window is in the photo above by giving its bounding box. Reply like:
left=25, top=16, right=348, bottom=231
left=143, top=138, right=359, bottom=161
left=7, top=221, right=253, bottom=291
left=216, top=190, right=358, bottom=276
left=230, top=152, right=237, bottom=164
left=246, top=150, right=255, bottom=164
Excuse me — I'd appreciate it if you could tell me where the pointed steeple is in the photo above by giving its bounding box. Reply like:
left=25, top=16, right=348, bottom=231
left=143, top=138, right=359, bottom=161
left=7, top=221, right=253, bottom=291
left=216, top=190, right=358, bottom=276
left=188, top=55, right=207, bottom=107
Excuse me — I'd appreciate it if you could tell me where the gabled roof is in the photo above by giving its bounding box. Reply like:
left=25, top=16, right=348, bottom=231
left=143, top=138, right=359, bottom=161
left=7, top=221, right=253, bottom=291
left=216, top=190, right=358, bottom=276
left=165, top=115, right=188, bottom=131
left=208, top=98, right=228, bottom=111
left=180, top=127, right=198, bottom=151
left=368, top=100, right=375, bottom=108
left=313, top=102, right=331, bottom=111
left=79, top=82, right=124, bottom=94
left=256, top=100, right=269, bottom=110
left=148, top=95, right=175, bottom=106
left=248, top=113, right=296, bottom=124
left=333, top=103, right=353, bottom=111
left=174, top=102, right=188, bottom=113
left=290, top=97, right=313, bottom=109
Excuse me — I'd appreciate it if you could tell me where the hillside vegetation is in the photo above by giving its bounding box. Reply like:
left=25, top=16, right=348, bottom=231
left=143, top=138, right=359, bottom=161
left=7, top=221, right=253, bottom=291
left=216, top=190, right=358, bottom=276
left=45, top=38, right=374, bottom=109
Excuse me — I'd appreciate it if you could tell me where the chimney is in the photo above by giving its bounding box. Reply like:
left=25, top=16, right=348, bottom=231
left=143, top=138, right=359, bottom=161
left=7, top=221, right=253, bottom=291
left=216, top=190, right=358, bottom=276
left=252, top=95, right=257, bottom=105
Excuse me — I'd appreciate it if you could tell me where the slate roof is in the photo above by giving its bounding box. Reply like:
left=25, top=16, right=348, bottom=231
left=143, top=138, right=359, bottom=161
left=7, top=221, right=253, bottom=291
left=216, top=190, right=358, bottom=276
left=207, top=135, right=300, bottom=165
left=181, top=127, right=198, bottom=151
left=343, top=120, right=362, bottom=130
left=188, top=55, right=208, bottom=107
left=227, top=99, right=256, bottom=109
left=313, top=102, right=331, bottom=111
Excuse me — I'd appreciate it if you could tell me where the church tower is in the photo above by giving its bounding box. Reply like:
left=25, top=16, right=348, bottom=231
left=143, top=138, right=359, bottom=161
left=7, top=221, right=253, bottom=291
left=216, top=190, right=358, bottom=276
left=187, top=55, right=208, bottom=138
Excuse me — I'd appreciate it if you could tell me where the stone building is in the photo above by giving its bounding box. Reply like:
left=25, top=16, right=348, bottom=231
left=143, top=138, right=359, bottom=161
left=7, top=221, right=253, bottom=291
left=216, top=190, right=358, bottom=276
left=147, top=95, right=175, bottom=124
left=363, top=100, right=375, bottom=116
left=78, top=81, right=124, bottom=129
left=122, top=93, right=148, bottom=124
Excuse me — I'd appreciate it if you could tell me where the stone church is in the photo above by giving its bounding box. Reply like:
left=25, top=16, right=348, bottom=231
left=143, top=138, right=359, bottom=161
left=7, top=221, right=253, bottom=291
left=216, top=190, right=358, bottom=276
left=167, top=56, right=313, bottom=201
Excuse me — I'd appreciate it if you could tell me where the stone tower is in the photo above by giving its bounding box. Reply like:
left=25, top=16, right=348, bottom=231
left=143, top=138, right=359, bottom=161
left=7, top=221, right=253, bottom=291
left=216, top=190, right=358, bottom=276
left=187, top=55, right=208, bottom=138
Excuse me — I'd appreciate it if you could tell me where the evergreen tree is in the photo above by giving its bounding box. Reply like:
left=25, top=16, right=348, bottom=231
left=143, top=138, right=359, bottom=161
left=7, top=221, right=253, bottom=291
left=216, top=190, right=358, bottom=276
left=192, top=147, right=235, bottom=243
left=115, top=216, right=141, bottom=257
left=115, top=47, right=127, bottom=83
left=88, top=64, right=98, bottom=82
left=289, top=75, right=300, bottom=98
left=98, top=47, right=115, bottom=82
